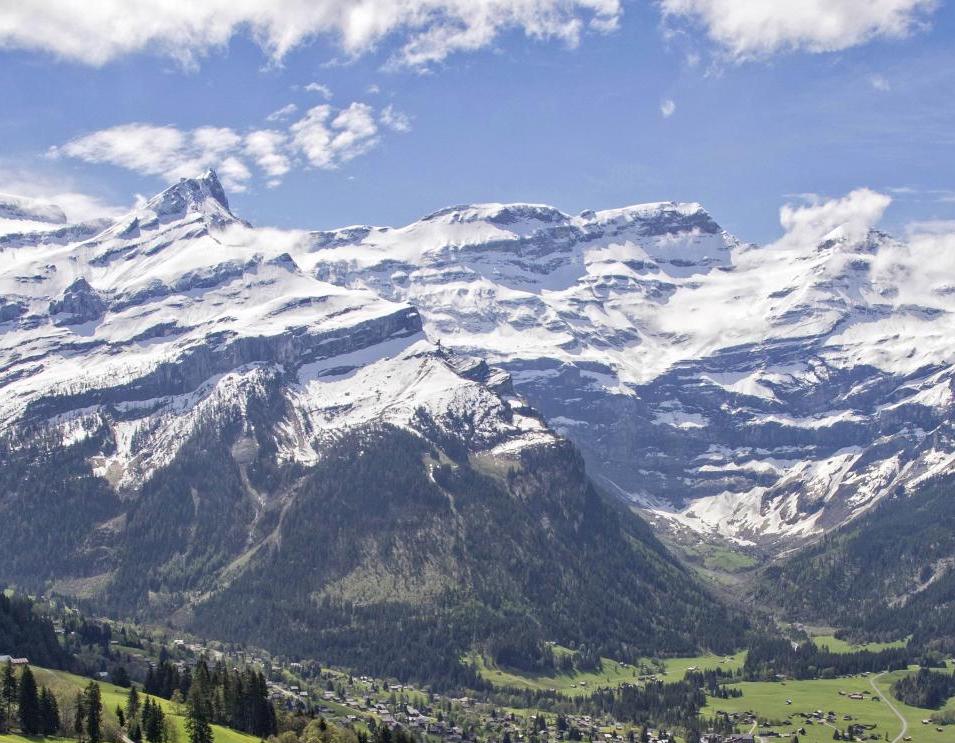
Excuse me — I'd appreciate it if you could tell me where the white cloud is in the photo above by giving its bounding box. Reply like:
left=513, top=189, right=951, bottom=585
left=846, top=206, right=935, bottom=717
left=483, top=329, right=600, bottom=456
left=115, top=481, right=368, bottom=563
left=245, top=130, right=292, bottom=181
left=53, top=101, right=392, bottom=191
left=51, top=123, right=253, bottom=191
left=380, top=105, right=413, bottom=133
left=660, top=99, right=676, bottom=118
left=290, top=103, right=380, bottom=169
left=0, top=167, right=127, bottom=222
left=0, top=1, right=621, bottom=69
left=905, top=219, right=955, bottom=236
left=869, top=74, right=892, bottom=91
left=266, top=103, right=299, bottom=122
left=367, top=84, right=382, bottom=95
left=660, top=0, right=936, bottom=59
left=304, top=82, right=333, bottom=99
left=778, top=188, right=892, bottom=246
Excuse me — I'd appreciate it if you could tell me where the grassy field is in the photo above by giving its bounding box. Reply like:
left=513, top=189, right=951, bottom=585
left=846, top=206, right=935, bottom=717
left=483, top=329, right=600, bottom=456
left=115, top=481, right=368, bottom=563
left=650, top=651, right=747, bottom=678
left=810, top=635, right=909, bottom=654
left=27, top=667, right=259, bottom=743
left=472, top=653, right=642, bottom=696
left=473, top=650, right=747, bottom=696
left=706, top=671, right=954, bottom=743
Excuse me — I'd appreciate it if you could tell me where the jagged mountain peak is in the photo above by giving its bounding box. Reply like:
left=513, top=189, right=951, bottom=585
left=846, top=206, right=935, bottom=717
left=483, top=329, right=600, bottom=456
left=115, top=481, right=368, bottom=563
left=141, top=168, right=236, bottom=223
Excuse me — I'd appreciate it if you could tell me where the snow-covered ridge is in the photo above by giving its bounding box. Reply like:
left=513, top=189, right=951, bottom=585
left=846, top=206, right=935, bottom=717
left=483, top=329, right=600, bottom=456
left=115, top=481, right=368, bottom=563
left=296, top=188, right=955, bottom=546
left=4, top=172, right=955, bottom=546
left=0, top=171, right=558, bottom=492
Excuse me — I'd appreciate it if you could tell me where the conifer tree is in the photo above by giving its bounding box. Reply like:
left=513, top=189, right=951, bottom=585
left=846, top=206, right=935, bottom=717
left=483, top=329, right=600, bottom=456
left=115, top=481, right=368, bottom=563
left=40, top=686, right=60, bottom=736
left=84, top=682, right=103, bottom=743
left=17, top=666, right=42, bottom=735
left=73, top=691, right=86, bottom=740
left=1, top=661, right=16, bottom=724
left=127, top=685, right=141, bottom=721
left=185, top=682, right=214, bottom=743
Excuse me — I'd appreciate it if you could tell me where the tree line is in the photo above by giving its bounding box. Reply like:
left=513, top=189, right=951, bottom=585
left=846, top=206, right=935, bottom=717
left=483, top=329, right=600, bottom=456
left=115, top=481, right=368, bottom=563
left=1, top=663, right=61, bottom=736
left=892, top=668, right=955, bottom=709
left=145, top=654, right=277, bottom=738
left=742, top=636, right=911, bottom=680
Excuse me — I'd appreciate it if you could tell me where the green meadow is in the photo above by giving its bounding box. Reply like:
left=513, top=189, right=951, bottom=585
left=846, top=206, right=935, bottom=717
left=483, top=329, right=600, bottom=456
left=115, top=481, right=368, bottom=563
left=810, top=635, right=909, bottom=654
left=706, top=672, right=954, bottom=743
left=473, top=649, right=747, bottom=696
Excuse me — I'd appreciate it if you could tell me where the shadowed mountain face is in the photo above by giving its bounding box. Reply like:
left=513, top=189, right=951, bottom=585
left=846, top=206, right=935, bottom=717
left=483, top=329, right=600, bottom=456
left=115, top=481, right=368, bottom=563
left=0, top=172, right=742, bottom=683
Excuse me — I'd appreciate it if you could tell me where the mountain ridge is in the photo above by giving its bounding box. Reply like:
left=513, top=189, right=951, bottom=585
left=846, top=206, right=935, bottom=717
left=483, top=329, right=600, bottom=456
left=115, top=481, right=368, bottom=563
left=0, top=170, right=743, bottom=684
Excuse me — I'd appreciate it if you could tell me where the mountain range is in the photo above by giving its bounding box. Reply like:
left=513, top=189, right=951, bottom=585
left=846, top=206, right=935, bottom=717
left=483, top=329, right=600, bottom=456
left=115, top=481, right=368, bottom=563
left=1, top=170, right=953, bottom=676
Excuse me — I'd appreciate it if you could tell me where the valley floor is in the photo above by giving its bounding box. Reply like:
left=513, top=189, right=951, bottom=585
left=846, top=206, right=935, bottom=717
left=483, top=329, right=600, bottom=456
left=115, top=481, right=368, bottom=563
left=474, top=646, right=955, bottom=743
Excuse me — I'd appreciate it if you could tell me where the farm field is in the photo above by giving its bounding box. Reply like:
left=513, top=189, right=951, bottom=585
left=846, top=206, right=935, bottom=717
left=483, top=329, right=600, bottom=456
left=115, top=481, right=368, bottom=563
left=706, top=671, right=955, bottom=743
left=811, top=635, right=909, bottom=654
left=472, top=652, right=642, bottom=696
left=473, top=650, right=747, bottom=696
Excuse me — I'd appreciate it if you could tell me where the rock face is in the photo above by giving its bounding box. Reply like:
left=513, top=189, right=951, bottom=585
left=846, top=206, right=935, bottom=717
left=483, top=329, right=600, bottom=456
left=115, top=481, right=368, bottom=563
left=0, top=171, right=740, bottom=681
left=49, top=277, right=108, bottom=325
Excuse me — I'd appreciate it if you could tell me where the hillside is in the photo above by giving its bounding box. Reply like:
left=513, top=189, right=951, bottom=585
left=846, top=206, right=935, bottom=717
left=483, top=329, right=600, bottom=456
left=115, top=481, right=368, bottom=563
left=757, top=475, right=955, bottom=651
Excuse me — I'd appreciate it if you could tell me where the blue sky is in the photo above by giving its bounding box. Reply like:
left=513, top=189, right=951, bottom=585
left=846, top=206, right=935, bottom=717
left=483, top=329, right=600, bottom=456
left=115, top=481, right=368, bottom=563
left=0, top=0, right=953, bottom=243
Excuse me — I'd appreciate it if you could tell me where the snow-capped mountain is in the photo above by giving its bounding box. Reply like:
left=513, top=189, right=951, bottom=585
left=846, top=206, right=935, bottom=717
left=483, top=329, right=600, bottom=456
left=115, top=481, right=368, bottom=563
left=301, top=192, right=955, bottom=547
left=0, top=171, right=741, bottom=677
left=3, top=170, right=954, bottom=558
left=0, top=172, right=554, bottom=488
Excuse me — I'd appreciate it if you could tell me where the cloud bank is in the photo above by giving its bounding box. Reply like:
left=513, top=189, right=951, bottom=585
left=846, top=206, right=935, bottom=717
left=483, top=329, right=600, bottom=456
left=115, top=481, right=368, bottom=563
left=49, top=101, right=413, bottom=192
left=661, top=0, right=936, bottom=59
left=0, top=0, right=621, bottom=69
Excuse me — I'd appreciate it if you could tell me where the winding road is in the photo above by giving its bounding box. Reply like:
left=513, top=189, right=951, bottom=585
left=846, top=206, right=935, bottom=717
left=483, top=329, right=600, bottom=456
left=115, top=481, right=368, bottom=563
left=869, top=672, right=909, bottom=743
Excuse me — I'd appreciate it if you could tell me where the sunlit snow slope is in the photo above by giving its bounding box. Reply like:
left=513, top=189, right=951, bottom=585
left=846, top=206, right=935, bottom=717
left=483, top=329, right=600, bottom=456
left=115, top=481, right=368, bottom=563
left=0, top=172, right=555, bottom=493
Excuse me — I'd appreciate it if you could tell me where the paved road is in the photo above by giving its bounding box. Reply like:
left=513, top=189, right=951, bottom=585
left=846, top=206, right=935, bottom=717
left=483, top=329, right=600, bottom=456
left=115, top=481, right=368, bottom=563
left=869, top=671, right=908, bottom=743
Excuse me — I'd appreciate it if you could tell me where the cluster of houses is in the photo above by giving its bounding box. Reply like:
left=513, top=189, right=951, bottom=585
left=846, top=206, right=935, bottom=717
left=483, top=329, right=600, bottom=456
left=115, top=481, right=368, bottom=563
left=0, top=655, right=29, bottom=665
left=701, top=735, right=754, bottom=743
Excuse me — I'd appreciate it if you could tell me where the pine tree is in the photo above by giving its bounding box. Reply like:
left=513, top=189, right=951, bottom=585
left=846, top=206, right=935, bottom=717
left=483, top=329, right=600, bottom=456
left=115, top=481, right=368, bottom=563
left=144, top=697, right=166, bottom=743
left=18, top=666, right=42, bottom=735
left=127, top=685, right=141, bottom=721
left=1, top=661, right=16, bottom=725
left=185, top=683, right=214, bottom=743
left=40, top=686, right=60, bottom=736
left=84, top=682, right=103, bottom=743
left=73, top=691, right=86, bottom=741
